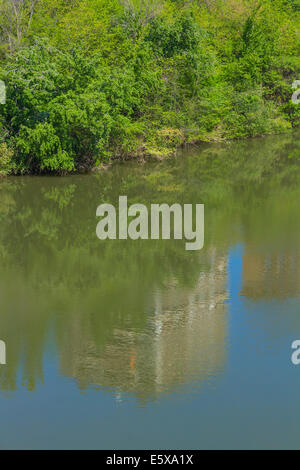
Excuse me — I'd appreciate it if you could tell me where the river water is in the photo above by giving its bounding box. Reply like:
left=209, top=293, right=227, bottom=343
left=0, top=132, right=299, bottom=449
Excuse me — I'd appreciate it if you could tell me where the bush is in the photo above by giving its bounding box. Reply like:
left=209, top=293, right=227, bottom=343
left=0, top=0, right=298, bottom=173
left=0, top=143, right=13, bottom=176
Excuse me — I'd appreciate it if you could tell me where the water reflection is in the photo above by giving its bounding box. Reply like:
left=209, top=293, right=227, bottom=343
left=59, top=248, right=228, bottom=403
left=0, top=131, right=299, bottom=404
left=242, top=249, right=300, bottom=300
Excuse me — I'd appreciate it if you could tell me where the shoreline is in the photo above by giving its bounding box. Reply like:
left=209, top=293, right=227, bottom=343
left=1, top=126, right=299, bottom=177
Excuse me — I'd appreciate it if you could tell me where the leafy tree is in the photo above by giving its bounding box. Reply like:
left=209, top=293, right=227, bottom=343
left=0, top=0, right=299, bottom=173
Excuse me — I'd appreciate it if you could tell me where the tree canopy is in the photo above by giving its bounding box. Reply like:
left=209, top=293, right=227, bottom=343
left=0, top=0, right=299, bottom=174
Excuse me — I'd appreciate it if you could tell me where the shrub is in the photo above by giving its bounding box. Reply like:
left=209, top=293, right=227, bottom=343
left=0, top=143, right=13, bottom=176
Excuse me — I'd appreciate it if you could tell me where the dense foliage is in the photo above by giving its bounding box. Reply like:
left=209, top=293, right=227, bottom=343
left=0, top=0, right=299, bottom=174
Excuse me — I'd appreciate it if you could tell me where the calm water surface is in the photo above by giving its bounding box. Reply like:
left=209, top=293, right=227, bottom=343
left=0, top=133, right=300, bottom=449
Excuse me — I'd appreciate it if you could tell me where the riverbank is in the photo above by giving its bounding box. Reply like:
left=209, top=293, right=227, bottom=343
left=109, top=123, right=298, bottom=161
left=0, top=0, right=299, bottom=175
left=1, top=125, right=299, bottom=176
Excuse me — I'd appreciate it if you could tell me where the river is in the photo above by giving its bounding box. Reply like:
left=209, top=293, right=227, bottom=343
left=0, top=132, right=299, bottom=449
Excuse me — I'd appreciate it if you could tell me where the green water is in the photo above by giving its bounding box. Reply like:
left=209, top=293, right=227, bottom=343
left=0, top=132, right=300, bottom=449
